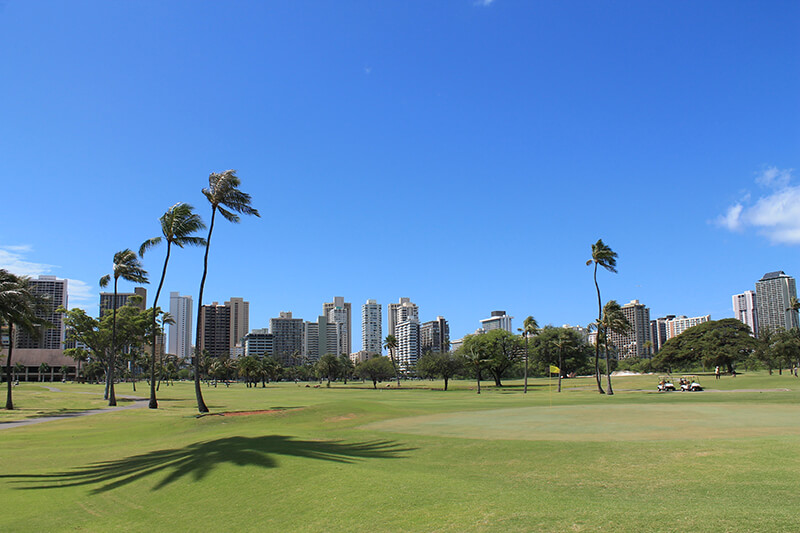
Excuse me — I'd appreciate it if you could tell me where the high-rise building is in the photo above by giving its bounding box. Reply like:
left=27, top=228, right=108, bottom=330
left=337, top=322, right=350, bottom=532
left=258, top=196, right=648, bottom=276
left=99, top=287, right=146, bottom=317
left=168, top=292, right=193, bottom=360
left=303, top=315, right=340, bottom=361
left=225, top=297, right=249, bottom=352
left=666, top=315, right=710, bottom=338
left=480, top=311, right=513, bottom=333
left=395, top=316, right=420, bottom=372
left=755, top=271, right=798, bottom=334
left=361, top=299, right=382, bottom=355
left=270, top=311, right=305, bottom=365
left=420, top=316, right=450, bottom=354
left=388, top=298, right=418, bottom=338
left=323, top=296, right=351, bottom=356
left=732, top=290, right=758, bottom=337
left=243, top=328, right=273, bottom=358
left=15, top=276, right=68, bottom=350
left=199, top=302, right=231, bottom=357
left=608, top=300, right=651, bottom=359
left=649, top=315, right=675, bottom=354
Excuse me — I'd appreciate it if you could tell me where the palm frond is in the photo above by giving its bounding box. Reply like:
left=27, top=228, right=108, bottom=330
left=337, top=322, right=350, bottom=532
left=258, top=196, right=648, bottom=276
left=139, top=237, right=162, bottom=257
left=99, top=274, right=111, bottom=288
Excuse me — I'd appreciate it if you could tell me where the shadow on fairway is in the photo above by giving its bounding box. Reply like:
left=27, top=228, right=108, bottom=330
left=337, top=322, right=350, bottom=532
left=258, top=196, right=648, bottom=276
left=1, top=435, right=413, bottom=494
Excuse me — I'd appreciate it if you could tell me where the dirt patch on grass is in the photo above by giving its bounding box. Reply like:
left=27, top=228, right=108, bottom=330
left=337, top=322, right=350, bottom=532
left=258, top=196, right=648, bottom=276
left=221, top=409, right=284, bottom=417
left=325, top=413, right=358, bottom=423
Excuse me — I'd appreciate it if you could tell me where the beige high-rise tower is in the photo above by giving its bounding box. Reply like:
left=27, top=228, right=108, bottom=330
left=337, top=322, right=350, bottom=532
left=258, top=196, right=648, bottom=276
left=225, top=297, right=249, bottom=353
left=323, top=296, right=351, bottom=356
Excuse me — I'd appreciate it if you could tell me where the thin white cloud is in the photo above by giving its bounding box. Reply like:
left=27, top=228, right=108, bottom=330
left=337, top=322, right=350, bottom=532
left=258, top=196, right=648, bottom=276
left=474, top=0, right=495, bottom=6
left=755, top=166, right=793, bottom=189
left=0, top=245, right=96, bottom=312
left=718, top=168, right=800, bottom=244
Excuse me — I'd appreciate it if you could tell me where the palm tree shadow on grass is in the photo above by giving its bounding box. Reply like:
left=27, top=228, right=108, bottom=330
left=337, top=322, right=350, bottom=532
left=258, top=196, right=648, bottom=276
left=1, top=435, right=413, bottom=494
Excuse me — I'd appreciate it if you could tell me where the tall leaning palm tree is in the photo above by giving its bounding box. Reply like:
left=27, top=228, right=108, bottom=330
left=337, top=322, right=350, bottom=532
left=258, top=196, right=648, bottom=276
left=599, top=300, right=630, bottom=396
left=194, top=170, right=260, bottom=413
left=100, top=249, right=149, bottom=407
left=383, top=334, right=401, bottom=387
left=586, top=239, right=618, bottom=394
left=140, top=203, right=206, bottom=409
left=518, top=315, right=539, bottom=394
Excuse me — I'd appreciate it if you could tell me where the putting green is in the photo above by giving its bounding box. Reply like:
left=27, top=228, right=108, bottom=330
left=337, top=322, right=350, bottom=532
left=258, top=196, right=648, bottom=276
left=362, top=402, right=800, bottom=441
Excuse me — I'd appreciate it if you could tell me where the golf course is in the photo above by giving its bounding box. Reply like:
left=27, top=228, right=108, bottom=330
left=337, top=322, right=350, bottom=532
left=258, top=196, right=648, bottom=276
left=1, top=372, right=799, bottom=532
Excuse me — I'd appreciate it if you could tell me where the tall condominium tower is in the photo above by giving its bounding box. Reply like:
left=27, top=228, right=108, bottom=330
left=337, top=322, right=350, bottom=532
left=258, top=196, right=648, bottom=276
left=480, top=311, right=513, bottom=333
left=755, top=271, right=798, bottom=334
left=732, top=290, right=758, bottom=337
left=270, top=311, right=305, bottom=365
left=99, top=287, right=147, bottom=317
left=395, top=316, right=420, bottom=372
left=303, top=315, right=340, bottom=361
left=388, top=298, right=418, bottom=338
left=199, top=302, right=231, bottom=357
left=420, top=316, right=450, bottom=354
left=361, top=299, right=382, bottom=355
left=225, top=297, right=250, bottom=351
left=323, top=296, right=351, bottom=356
left=608, top=300, right=651, bottom=359
left=15, top=275, right=67, bottom=349
left=649, top=315, right=675, bottom=354
left=168, top=292, right=193, bottom=360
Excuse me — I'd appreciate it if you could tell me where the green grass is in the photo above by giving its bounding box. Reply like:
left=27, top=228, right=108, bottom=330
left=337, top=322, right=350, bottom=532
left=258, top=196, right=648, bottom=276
left=1, top=372, right=799, bottom=532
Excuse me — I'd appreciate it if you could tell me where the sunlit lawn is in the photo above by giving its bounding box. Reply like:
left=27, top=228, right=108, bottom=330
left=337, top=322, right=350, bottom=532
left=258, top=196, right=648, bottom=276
left=1, top=372, right=799, bottom=532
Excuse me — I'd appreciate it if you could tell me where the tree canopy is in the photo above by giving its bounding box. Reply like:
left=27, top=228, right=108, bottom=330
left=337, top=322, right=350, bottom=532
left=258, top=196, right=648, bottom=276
left=652, top=318, right=757, bottom=372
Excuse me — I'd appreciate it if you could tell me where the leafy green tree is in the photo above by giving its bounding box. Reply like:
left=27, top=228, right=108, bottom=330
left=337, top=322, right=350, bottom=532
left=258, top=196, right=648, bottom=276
left=586, top=239, right=617, bottom=394
left=1, top=270, right=48, bottom=409
left=194, top=170, right=260, bottom=413
left=260, top=356, right=283, bottom=386
left=531, top=327, right=592, bottom=381
left=653, top=319, right=757, bottom=373
left=754, top=325, right=779, bottom=374
left=355, top=356, right=395, bottom=389
left=773, top=328, right=800, bottom=373
left=518, top=316, right=539, bottom=394
left=417, top=351, right=463, bottom=391
left=99, top=249, right=149, bottom=406
left=460, top=329, right=523, bottom=387
left=316, top=353, right=340, bottom=386
left=598, top=300, right=631, bottom=396
left=237, top=355, right=260, bottom=387
left=338, top=354, right=354, bottom=384
left=139, top=202, right=206, bottom=409
left=383, top=334, right=401, bottom=387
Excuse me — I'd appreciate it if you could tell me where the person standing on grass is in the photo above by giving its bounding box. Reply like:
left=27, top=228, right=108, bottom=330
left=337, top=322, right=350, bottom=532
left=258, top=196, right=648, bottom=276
left=715, top=366, right=720, bottom=380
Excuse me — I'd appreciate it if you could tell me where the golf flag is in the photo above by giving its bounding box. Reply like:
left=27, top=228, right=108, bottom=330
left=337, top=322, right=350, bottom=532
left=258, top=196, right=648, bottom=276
left=549, top=365, right=560, bottom=374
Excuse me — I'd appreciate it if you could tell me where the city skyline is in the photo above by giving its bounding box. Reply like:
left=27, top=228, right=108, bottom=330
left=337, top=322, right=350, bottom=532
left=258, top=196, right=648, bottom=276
left=1, top=2, right=798, bottom=348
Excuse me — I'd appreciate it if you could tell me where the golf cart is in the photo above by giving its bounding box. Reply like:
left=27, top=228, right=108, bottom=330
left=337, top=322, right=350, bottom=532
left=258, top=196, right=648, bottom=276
left=679, top=375, right=703, bottom=392
left=657, top=376, right=675, bottom=392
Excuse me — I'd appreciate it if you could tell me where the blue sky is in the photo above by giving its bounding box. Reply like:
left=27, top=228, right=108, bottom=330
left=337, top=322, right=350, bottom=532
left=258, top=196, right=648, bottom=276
left=1, top=0, right=798, bottom=348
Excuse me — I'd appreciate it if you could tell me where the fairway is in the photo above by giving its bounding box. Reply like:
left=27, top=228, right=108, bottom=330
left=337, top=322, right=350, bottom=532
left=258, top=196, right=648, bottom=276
left=365, top=402, right=800, bottom=441
left=2, top=375, right=800, bottom=533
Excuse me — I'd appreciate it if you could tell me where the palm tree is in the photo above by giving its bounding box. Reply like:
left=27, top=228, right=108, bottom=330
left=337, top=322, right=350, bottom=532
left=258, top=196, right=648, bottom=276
left=586, top=239, right=618, bottom=394
left=155, top=311, right=175, bottom=392
left=193, top=170, right=260, bottom=413
left=139, top=203, right=206, bottom=409
left=463, top=347, right=489, bottom=395
left=787, top=296, right=800, bottom=329
left=598, top=300, right=631, bottom=395
left=383, top=334, right=401, bottom=387
left=1, top=270, right=45, bottom=409
left=14, top=362, right=25, bottom=382
left=550, top=330, right=576, bottom=393
left=39, top=362, right=50, bottom=382
left=518, top=316, right=539, bottom=394
left=99, top=249, right=149, bottom=406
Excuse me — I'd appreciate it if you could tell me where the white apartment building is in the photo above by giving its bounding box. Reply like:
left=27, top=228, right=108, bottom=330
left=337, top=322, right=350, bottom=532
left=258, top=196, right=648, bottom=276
left=395, top=316, right=420, bottom=372
left=480, top=311, right=513, bottom=333
left=168, top=292, right=193, bottom=360
left=755, top=271, right=799, bottom=334
left=732, top=290, right=758, bottom=337
left=666, top=315, right=710, bottom=338
left=388, top=298, right=418, bottom=338
left=361, top=299, right=382, bottom=354
left=15, top=275, right=68, bottom=350
left=324, top=296, right=351, bottom=356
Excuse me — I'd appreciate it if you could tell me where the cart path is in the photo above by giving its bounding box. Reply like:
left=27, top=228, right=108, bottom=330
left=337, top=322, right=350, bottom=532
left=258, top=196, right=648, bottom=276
left=0, top=386, right=148, bottom=430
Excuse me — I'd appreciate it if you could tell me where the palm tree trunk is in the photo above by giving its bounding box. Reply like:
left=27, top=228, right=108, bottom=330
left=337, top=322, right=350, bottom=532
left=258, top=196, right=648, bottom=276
left=149, top=243, right=170, bottom=409
left=604, top=335, right=614, bottom=395
left=523, top=335, right=528, bottom=394
left=5, top=322, right=15, bottom=410
left=108, top=279, right=118, bottom=406
left=194, top=208, right=216, bottom=413
left=558, top=346, right=563, bottom=393
left=593, top=263, right=605, bottom=394
left=389, top=349, right=401, bottom=387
